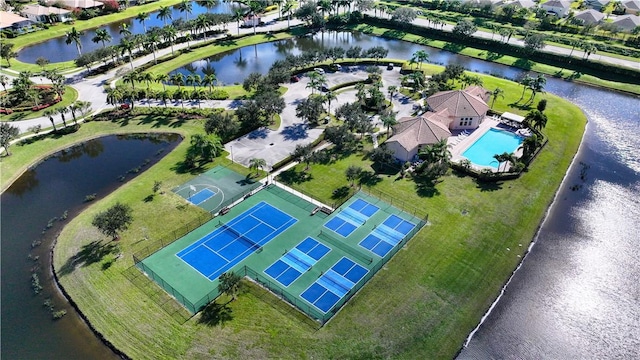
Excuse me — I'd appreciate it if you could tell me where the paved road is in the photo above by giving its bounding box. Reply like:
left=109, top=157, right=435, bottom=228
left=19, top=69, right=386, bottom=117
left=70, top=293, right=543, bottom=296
left=367, top=11, right=640, bottom=70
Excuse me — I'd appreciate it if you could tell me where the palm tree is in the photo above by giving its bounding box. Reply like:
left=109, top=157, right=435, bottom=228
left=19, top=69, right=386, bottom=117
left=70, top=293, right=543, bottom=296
left=140, top=72, right=154, bottom=91
left=527, top=74, right=546, bottom=104
left=65, top=27, right=83, bottom=56
left=197, top=0, right=217, bottom=15
left=410, top=50, right=429, bottom=69
left=136, top=12, right=150, bottom=33
left=145, top=32, right=160, bottom=64
left=157, top=6, right=172, bottom=26
left=106, top=87, right=123, bottom=108
left=380, top=109, right=398, bottom=135
left=518, top=74, right=533, bottom=101
left=186, top=74, right=201, bottom=90
left=490, top=87, right=504, bottom=109
left=119, top=38, right=136, bottom=70
left=525, top=109, right=548, bottom=131
left=324, top=90, right=337, bottom=114
left=170, top=73, right=185, bottom=90
left=196, top=14, right=212, bottom=40
left=68, top=102, right=79, bottom=125
left=119, top=23, right=132, bottom=38
left=177, top=0, right=194, bottom=21
left=202, top=73, right=217, bottom=95
left=92, top=29, right=112, bottom=48
left=162, top=25, right=177, bottom=55
left=249, top=158, right=267, bottom=174
left=519, top=133, right=542, bottom=160
left=218, top=272, right=242, bottom=301
left=283, top=0, right=295, bottom=28
left=248, top=0, right=264, bottom=35
left=232, top=8, right=244, bottom=35
left=387, top=85, right=398, bottom=102
left=155, top=73, right=169, bottom=91
left=581, top=42, right=597, bottom=60
left=43, top=108, right=57, bottom=131
left=56, top=106, right=69, bottom=128
left=123, top=70, right=139, bottom=90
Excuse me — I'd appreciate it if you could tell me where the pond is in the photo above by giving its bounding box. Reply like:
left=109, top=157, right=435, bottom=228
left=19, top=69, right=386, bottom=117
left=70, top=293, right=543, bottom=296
left=0, top=133, right=181, bottom=360
left=168, top=30, right=525, bottom=86
left=16, top=2, right=240, bottom=64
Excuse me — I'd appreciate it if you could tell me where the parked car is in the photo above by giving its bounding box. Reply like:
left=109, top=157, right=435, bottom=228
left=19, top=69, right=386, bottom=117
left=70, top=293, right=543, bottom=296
left=387, top=63, right=394, bottom=70
left=314, top=67, right=325, bottom=75
left=290, top=75, right=300, bottom=83
left=120, top=103, right=130, bottom=110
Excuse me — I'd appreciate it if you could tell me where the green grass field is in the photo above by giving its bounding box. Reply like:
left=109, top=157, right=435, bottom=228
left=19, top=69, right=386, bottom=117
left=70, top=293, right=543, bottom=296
left=0, top=69, right=587, bottom=359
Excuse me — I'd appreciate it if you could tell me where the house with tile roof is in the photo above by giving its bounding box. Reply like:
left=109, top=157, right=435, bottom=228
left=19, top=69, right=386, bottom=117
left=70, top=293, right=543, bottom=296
left=541, top=0, right=572, bottom=17
left=21, top=5, right=72, bottom=23
left=622, top=0, right=640, bottom=14
left=385, top=86, right=490, bottom=161
left=612, top=14, right=640, bottom=30
left=0, top=11, right=32, bottom=30
left=574, top=9, right=605, bottom=25
left=585, top=0, right=610, bottom=11
left=385, top=112, right=453, bottom=162
left=44, top=0, right=104, bottom=9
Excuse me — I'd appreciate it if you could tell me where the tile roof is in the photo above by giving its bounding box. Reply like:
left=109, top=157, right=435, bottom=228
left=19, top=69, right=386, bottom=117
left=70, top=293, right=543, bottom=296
left=388, top=113, right=452, bottom=151
left=426, top=88, right=489, bottom=118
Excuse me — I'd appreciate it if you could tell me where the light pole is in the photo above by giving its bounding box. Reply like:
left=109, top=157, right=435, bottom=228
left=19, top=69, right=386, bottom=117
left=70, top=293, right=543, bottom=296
left=230, top=145, right=234, bottom=163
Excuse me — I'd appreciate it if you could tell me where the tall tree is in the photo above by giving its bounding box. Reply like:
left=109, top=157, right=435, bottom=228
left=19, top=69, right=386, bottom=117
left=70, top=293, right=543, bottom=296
left=91, top=202, right=133, bottom=240
left=0, top=123, right=19, bottom=156
left=56, top=106, right=69, bottom=128
left=218, top=272, right=242, bottom=301
left=345, top=165, right=363, bottom=187
left=43, top=108, right=57, bottom=131
left=0, top=43, right=17, bottom=66
left=410, top=50, right=429, bottom=69
left=249, top=158, right=267, bottom=174
left=65, top=27, right=84, bottom=56
left=490, top=87, right=504, bottom=109
left=177, top=0, right=194, bottom=21
left=157, top=6, right=172, bottom=26
left=136, top=12, right=150, bottom=33
left=92, top=28, right=112, bottom=48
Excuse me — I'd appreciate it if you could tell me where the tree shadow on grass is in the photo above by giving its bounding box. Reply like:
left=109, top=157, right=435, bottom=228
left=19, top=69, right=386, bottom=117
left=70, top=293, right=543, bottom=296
left=382, top=29, right=406, bottom=39
left=58, top=240, right=119, bottom=277
left=513, top=58, right=534, bottom=71
left=358, top=170, right=381, bottom=187
left=486, top=51, right=504, bottom=61
left=443, top=43, right=466, bottom=53
left=413, top=174, right=441, bottom=198
left=198, top=302, right=233, bottom=327
left=475, top=178, right=503, bottom=191
left=331, top=186, right=351, bottom=200
left=278, top=168, right=312, bottom=185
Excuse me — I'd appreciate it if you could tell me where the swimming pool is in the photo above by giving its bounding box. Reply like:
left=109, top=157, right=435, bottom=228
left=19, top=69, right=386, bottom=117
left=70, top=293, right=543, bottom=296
left=462, top=128, right=523, bottom=168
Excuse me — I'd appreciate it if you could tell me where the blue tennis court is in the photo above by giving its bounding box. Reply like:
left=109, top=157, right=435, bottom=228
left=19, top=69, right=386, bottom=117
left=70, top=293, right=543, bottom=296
left=359, top=215, right=416, bottom=257
left=189, top=188, right=216, bottom=205
left=177, top=202, right=296, bottom=280
left=324, top=199, right=380, bottom=237
left=264, top=237, right=331, bottom=287
left=300, top=257, right=368, bottom=313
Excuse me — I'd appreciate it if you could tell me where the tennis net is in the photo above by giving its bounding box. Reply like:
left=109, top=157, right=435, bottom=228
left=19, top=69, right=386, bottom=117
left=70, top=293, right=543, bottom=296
left=324, top=270, right=351, bottom=294
left=318, top=231, right=372, bottom=265
left=220, top=223, right=262, bottom=249
left=288, top=251, right=313, bottom=269
left=375, top=225, right=402, bottom=241
left=340, top=207, right=366, bottom=225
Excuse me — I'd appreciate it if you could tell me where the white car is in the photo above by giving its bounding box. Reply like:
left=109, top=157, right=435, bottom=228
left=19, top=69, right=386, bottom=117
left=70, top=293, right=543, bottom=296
left=314, top=68, right=325, bottom=75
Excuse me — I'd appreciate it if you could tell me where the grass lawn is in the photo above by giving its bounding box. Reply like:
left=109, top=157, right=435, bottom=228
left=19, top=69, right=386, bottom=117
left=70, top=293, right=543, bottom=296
left=0, top=70, right=580, bottom=359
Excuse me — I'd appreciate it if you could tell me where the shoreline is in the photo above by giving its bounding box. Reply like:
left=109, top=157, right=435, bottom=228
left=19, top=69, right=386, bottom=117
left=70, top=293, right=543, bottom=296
left=455, top=116, right=591, bottom=355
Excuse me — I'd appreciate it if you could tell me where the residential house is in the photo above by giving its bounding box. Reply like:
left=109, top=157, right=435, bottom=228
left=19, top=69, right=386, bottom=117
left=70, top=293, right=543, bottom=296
left=509, top=0, right=537, bottom=9
left=622, top=0, right=640, bottom=15
left=45, top=0, right=104, bottom=10
left=425, top=86, right=490, bottom=131
left=541, top=0, right=572, bottom=17
left=574, top=9, right=605, bottom=24
left=0, top=11, right=32, bottom=30
left=611, top=14, right=640, bottom=30
left=385, top=112, right=453, bottom=162
left=21, top=5, right=72, bottom=23
left=584, top=0, right=610, bottom=11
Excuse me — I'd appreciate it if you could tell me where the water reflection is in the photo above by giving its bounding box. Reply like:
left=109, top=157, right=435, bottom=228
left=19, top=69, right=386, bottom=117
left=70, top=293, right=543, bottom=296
left=0, top=133, right=180, bottom=360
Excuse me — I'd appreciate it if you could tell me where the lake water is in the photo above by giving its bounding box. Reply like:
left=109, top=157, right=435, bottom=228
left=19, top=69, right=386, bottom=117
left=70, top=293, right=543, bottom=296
left=458, top=86, right=640, bottom=359
left=169, top=31, right=527, bottom=85
left=5, top=30, right=640, bottom=359
left=0, top=133, right=180, bottom=360
left=17, top=2, right=240, bottom=63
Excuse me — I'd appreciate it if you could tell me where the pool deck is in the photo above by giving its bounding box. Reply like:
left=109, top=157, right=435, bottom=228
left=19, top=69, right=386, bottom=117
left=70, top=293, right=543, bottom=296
left=448, top=116, right=524, bottom=172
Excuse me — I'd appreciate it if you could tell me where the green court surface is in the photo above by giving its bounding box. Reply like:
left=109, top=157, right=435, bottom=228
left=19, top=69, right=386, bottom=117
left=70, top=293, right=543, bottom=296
left=172, top=165, right=261, bottom=214
left=139, top=185, right=426, bottom=321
